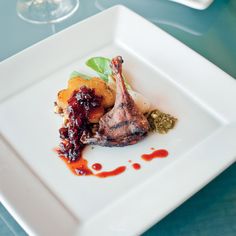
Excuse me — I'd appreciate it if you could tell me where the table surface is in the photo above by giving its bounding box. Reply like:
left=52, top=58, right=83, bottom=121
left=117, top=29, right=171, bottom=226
left=0, top=0, right=236, bottom=235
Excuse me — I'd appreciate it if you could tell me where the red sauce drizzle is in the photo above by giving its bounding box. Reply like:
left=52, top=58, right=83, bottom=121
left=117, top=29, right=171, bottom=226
left=132, top=163, right=141, bottom=170
left=57, top=150, right=126, bottom=178
left=60, top=156, right=93, bottom=176
left=141, top=149, right=168, bottom=161
left=53, top=147, right=60, bottom=153
left=92, top=163, right=102, bottom=171
left=95, top=166, right=126, bottom=178
left=56, top=147, right=168, bottom=178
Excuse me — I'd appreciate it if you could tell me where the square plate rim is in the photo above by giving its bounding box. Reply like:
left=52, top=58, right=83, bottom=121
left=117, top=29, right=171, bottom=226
left=0, top=4, right=236, bottom=236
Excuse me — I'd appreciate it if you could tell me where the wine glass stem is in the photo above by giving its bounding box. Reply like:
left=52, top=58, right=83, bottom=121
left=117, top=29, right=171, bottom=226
left=51, top=23, right=56, bottom=34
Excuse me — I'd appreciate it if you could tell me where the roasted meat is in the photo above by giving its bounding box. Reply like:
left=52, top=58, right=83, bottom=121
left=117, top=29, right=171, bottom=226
left=81, top=56, right=149, bottom=147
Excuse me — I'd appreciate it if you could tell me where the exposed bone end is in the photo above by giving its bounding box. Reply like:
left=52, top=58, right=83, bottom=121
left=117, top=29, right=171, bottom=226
left=110, top=56, right=124, bottom=75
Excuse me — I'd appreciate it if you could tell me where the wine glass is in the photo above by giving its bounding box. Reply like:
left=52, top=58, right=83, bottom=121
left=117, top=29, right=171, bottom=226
left=16, top=0, right=80, bottom=24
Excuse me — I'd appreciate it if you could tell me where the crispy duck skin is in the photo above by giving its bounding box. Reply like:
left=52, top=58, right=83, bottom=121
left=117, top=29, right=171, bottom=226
left=81, top=56, right=150, bottom=147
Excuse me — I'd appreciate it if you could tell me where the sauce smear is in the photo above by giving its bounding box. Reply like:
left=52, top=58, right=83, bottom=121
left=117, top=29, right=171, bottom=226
left=56, top=147, right=168, bottom=178
left=58, top=152, right=126, bottom=178
left=132, top=163, right=141, bottom=170
left=141, top=149, right=168, bottom=161
left=96, top=166, right=126, bottom=178
left=92, top=163, right=102, bottom=171
left=53, top=147, right=60, bottom=153
left=60, top=156, right=93, bottom=176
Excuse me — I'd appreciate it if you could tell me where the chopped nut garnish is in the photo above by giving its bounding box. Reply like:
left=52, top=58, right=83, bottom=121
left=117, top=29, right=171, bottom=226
left=54, top=104, right=63, bottom=114
left=146, top=109, right=177, bottom=134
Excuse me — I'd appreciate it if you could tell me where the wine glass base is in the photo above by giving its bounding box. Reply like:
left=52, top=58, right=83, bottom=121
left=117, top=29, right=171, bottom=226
left=16, top=0, right=80, bottom=24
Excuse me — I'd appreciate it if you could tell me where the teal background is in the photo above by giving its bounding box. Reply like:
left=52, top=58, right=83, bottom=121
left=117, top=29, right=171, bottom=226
left=0, top=0, right=235, bottom=235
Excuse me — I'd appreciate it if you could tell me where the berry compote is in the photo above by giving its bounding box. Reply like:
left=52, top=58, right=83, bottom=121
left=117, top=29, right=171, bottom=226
left=58, top=86, right=103, bottom=162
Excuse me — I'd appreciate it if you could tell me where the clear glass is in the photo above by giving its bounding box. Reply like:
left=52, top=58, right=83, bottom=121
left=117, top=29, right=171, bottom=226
left=16, top=0, right=79, bottom=24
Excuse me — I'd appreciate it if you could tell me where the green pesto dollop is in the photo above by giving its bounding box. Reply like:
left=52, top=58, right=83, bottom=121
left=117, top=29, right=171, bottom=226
left=146, top=109, right=177, bottom=134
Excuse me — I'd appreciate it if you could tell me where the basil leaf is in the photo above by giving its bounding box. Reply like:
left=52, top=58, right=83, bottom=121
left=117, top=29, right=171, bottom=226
left=86, top=56, right=132, bottom=89
left=70, top=71, right=92, bottom=80
left=86, top=57, right=111, bottom=82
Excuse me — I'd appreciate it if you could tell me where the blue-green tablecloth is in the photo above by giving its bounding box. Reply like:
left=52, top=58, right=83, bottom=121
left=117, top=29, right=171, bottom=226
left=0, top=0, right=235, bottom=235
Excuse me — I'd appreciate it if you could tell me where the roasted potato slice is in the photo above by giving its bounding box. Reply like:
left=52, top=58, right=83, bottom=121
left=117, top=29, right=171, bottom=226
left=57, top=89, right=71, bottom=110
left=56, top=76, right=115, bottom=113
left=68, top=77, right=115, bottom=108
left=88, top=106, right=105, bottom=123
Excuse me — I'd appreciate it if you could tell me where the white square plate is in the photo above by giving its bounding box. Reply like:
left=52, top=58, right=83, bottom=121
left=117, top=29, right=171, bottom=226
left=0, top=5, right=236, bottom=236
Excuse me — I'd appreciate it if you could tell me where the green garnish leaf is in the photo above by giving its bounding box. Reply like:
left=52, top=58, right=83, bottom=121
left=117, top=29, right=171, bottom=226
left=86, top=56, right=132, bottom=89
left=70, top=71, right=92, bottom=80
left=86, top=57, right=111, bottom=82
